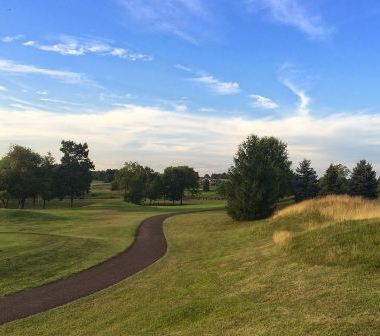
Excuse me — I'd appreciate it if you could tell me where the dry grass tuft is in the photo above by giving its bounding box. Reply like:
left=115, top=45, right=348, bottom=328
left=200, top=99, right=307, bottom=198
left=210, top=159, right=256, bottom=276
left=272, top=230, right=293, bottom=246
left=274, top=195, right=380, bottom=222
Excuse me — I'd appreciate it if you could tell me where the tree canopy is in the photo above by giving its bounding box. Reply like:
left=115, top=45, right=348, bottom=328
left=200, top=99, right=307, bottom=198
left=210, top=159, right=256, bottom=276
left=226, top=135, right=292, bottom=220
left=293, top=159, right=319, bottom=202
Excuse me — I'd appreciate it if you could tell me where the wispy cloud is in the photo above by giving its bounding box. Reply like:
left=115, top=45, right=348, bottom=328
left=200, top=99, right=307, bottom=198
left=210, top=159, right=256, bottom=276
left=191, top=75, right=240, bottom=95
left=250, top=94, right=278, bottom=109
left=0, top=59, right=90, bottom=84
left=0, top=85, right=7, bottom=92
left=120, top=0, right=210, bottom=44
left=177, top=64, right=240, bottom=95
left=2, top=104, right=380, bottom=173
left=23, top=36, right=153, bottom=61
left=246, top=0, right=331, bottom=39
left=283, top=79, right=310, bottom=116
left=1, top=35, right=23, bottom=43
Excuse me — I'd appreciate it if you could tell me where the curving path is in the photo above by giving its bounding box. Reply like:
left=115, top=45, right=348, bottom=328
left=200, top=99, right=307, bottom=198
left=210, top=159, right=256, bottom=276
left=0, top=213, right=174, bottom=324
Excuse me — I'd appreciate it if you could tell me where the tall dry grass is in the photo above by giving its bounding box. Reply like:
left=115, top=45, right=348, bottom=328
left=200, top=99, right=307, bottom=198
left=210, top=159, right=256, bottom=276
left=274, top=195, right=380, bottom=222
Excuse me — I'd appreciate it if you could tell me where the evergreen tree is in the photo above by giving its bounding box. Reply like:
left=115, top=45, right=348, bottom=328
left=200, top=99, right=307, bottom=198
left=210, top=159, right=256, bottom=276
left=349, top=160, right=378, bottom=198
left=319, top=164, right=349, bottom=195
left=226, top=135, right=292, bottom=220
left=293, top=159, right=319, bottom=202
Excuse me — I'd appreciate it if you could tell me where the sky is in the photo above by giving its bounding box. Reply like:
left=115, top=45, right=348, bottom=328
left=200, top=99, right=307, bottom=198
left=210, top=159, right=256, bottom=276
left=1, top=0, right=380, bottom=174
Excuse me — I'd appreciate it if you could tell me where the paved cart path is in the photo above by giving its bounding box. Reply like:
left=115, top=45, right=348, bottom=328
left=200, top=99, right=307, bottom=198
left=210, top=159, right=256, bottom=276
left=0, top=213, right=174, bottom=324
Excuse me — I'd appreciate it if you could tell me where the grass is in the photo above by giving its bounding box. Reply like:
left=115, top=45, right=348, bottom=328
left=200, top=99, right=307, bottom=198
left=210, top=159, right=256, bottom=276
left=1, top=195, right=378, bottom=335
left=0, top=183, right=225, bottom=296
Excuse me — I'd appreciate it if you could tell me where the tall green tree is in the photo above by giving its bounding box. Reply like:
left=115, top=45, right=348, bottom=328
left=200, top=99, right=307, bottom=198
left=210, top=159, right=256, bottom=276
left=0, top=145, right=42, bottom=208
left=56, top=140, right=94, bottom=207
left=38, top=153, right=57, bottom=208
left=162, top=166, right=199, bottom=205
left=146, top=172, right=163, bottom=204
left=114, top=162, right=147, bottom=204
left=349, top=160, right=378, bottom=198
left=319, top=164, right=349, bottom=195
left=293, top=159, right=319, bottom=202
left=226, top=135, right=292, bottom=220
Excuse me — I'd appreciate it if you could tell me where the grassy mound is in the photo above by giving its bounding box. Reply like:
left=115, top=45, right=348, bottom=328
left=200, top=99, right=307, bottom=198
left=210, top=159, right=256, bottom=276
left=272, top=196, right=380, bottom=271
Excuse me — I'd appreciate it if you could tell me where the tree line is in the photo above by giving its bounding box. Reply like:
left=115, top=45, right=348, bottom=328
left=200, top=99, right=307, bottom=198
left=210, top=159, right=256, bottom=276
left=0, top=141, right=94, bottom=208
left=111, top=162, right=199, bottom=205
left=226, top=135, right=380, bottom=220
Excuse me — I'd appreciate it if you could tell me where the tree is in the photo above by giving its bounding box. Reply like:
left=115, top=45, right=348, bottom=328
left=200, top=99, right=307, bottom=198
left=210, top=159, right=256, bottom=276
left=38, top=153, right=57, bottom=208
left=349, top=160, right=378, bottom=199
left=0, top=190, right=10, bottom=208
left=162, top=166, right=199, bottom=205
left=319, top=164, right=349, bottom=196
left=0, top=145, right=42, bottom=208
left=293, top=159, right=319, bottom=202
left=114, top=162, right=147, bottom=204
left=56, top=140, right=94, bottom=207
left=202, top=178, right=210, bottom=192
left=146, top=172, right=163, bottom=204
left=226, top=135, right=292, bottom=220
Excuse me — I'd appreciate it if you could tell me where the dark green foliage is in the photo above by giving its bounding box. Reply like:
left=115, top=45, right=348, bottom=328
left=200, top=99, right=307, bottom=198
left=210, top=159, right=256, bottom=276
left=55, top=140, right=95, bottom=207
left=319, top=164, right=349, bottom=195
left=38, top=153, right=57, bottom=208
left=215, top=180, right=228, bottom=198
left=293, top=159, right=319, bottom=202
left=92, top=169, right=117, bottom=183
left=162, top=166, right=199, bottom=205
left=226, top=135, right=292, bottom=220
left=146, top=172, right=163, bottom=203
left=114, top=162, right=147, bottom=204
left=348, top=160, right=378, bottom=199
left=202, top=179, right=210, bottom=192
left=0, top=145, right=42, bottom=208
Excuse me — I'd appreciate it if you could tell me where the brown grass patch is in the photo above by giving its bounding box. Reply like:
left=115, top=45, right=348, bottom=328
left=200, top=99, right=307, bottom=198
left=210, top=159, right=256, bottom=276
left=274, top=195, right=380, bottom=222
left=272, top=230, right=293, bottom=246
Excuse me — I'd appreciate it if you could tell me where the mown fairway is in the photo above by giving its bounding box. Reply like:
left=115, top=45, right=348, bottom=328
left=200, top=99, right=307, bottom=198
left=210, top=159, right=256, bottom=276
left=1, top=196, right=379, bottom=335
left=0, top=182, right=225, bottom=296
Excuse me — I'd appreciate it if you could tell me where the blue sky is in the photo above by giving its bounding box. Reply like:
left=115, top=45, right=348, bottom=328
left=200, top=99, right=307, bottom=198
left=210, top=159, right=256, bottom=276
left=1, top=0, right=380, bottom=174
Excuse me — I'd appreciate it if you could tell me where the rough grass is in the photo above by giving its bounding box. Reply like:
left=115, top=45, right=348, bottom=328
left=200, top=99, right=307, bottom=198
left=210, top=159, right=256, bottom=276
left=1, top=196, right=378, bottom=335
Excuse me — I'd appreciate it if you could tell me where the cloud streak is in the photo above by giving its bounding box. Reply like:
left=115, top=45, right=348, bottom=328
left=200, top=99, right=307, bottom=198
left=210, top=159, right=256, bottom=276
left=247, top=0, right=331, bottom=38
left=191, top=75, right=240, bottom=95
left=0, top=59, right=90, bottom=84
left=250, top=94, right=278, bottom=109
left=23, top=36, right=152, bottom=61
left=120, top=0, right=210, bottom=44
left=1, top=104, right=380, bottom=174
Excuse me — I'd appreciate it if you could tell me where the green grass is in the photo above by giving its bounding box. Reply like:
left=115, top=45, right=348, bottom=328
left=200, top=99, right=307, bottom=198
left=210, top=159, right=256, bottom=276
left=1, top=198, right=378, bottom=335
left=0, top=183, right=225, bottom=296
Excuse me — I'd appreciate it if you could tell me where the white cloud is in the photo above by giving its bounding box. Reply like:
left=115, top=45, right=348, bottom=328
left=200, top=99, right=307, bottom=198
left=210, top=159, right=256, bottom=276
left=120, top=0, right=210, bottom=44
left=246, top=0, right=331, bottom=38
left=191, top=75, right=240, bottom=95
left=1, top=104, right=380, bottom=174
left=23, top=37, right=153, bottom=61
left=283, top=79, right=310, bottom=116
left=250, top=94, right=278, bottom=109
left=1, top=35, right=23, bottom=43
left=0, top=85, right=7, bottom=92
left=0, top=59, right=90, bottom=84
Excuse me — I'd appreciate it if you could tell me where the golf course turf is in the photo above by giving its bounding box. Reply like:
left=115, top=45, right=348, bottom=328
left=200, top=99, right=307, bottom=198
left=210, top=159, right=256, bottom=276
left=0, top=193, right=379, bottom=335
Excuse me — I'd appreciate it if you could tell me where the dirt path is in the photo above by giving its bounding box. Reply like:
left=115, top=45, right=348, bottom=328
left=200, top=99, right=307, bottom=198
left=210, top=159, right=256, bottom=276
left=0, top=213, right=174, bottom=324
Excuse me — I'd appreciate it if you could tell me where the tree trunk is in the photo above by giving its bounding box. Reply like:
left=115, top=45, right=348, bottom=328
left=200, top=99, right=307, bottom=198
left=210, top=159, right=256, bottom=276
left=180, top=193, right=183, bottom=205
left=33, top=196, right=36, bottom=208
left=43, top=199, right=46, bottom=209
left=70, top=195, right=74, bottom=208
left=124, top=185, right=128, bottom=202
left=19, top=199, right=25, bottom=209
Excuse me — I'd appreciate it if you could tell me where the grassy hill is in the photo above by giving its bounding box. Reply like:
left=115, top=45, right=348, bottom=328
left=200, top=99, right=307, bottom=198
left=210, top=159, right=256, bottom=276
left=1, top=195, right=378, bottom=335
